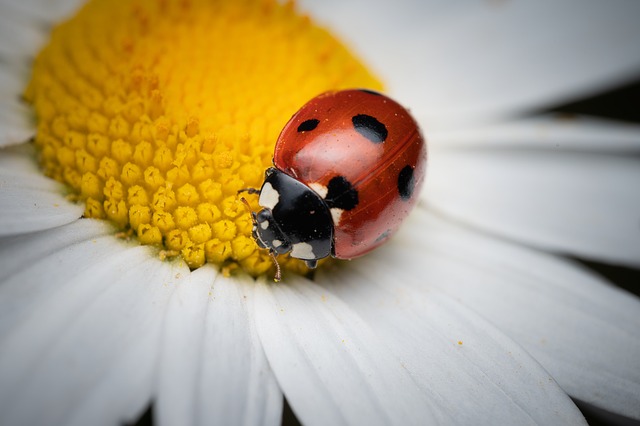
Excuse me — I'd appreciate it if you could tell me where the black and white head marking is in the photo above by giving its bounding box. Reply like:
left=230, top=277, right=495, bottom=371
left=253, top=168, right=334, bottom=266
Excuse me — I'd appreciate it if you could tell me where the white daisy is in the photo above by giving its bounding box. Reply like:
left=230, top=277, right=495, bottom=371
left=1, top=1, right=639, bottom=426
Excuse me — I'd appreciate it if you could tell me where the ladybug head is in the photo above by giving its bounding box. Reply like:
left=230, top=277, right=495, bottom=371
left=252, top=208, right=292, bottom=255
left=244, top=168, right=335, bottom=279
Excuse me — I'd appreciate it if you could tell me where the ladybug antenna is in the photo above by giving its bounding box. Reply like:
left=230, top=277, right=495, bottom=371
left=239, top=196, right=255, bottom=217
left=239, top=196, right=259, bottom=230
left=240, top=197, right=282, bottom=283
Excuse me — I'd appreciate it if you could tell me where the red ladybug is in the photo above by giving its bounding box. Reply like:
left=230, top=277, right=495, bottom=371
left=242, top=89, right=426, bottom=281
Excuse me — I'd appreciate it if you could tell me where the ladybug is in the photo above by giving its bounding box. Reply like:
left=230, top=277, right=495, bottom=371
left=241, top=89, right=426, bottom=281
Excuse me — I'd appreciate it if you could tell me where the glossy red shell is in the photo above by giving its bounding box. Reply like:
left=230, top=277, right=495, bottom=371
left=273, top=89, right=426, bottom=259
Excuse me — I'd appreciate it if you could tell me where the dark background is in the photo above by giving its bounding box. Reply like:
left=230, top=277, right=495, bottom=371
left=129, top=78, right=640, bottom=426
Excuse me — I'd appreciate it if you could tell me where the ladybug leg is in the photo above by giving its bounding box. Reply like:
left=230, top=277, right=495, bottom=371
left=304, top=259, right=318, bottom=269
left=237, top=187, right=261, bottom=195
left=268, top=249, right=282, bottom=283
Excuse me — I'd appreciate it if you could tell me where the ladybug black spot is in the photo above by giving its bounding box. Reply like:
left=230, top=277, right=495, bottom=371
left=324, top=176, right=359, bottom=211
left=352, top=114, right=388, bottom=144
left=358, top=89, right=383, bottom=96
left=297, top=119, right=320, bottom=132
left=398, top=165, right=415, bottom=200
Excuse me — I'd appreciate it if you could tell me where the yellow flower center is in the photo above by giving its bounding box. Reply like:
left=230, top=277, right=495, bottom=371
left=24, top=0, right=382, bottom=277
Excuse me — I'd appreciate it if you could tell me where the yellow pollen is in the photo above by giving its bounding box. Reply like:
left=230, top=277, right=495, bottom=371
left=24, top=0, right=382, bottom=277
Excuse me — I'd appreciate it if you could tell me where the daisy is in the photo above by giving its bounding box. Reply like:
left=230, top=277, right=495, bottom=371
left=1, top=1, right=639, bottom=426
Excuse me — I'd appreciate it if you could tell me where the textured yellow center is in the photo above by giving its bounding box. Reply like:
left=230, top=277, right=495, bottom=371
left=24, top=0, right=382, bottom=277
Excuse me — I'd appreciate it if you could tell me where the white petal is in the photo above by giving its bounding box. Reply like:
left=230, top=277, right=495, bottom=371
left=0, top=0, right=84, bottom=60
left=0, top=240, right=186, bottom=426
left=0, top=9, right=47, bottom=60
left=0, top=218, right=111, bottom=284
left=0, top=0, right=85, bottom=147
left=0, top=0, right=84, bottom=27
left=431, top=114, right=640, bottom=152
left=424, top=143, right=640, bottom=266
left=317, top=262, right=586, bottom=425
left=0, top=231, right=125, bottom=339
left=0, top=143, right=41, bottom=174
left=0, top=165, right=83, bottom=236
left=255, top=276, right=448, bottom=426
left=156, top=268, right=282, bottom=426
left=0, top=33, right=35, bottom=149
left=0, top=65, right=25, bottom=97
left=0, top=101, right=34, bottom=147
left=387, top=210, right=640, bottom=420
left=302, top=0, right=640, bottom=128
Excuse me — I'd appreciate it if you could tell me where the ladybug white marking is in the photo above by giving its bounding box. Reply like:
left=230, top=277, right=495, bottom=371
left=260, top=220, right=269, bottom=230
left=330, top=208, right=343, bottom=225
left=273, top=239, right=282, bottom=248
left=259, top=182, right=280, bottom=209
left=291, top=242, right=315, bottom=260
left=309, top=182, right=328, bottom=199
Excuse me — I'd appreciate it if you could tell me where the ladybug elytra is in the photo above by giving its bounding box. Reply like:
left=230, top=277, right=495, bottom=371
left=242, top=89, right=426, bottom=281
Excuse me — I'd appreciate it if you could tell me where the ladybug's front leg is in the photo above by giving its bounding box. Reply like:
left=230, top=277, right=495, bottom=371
left=268, top=249, right=282, bottom=282
left=237, top=187, right=261, bottom=195
left=238, top=167, right=279, bottom=196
